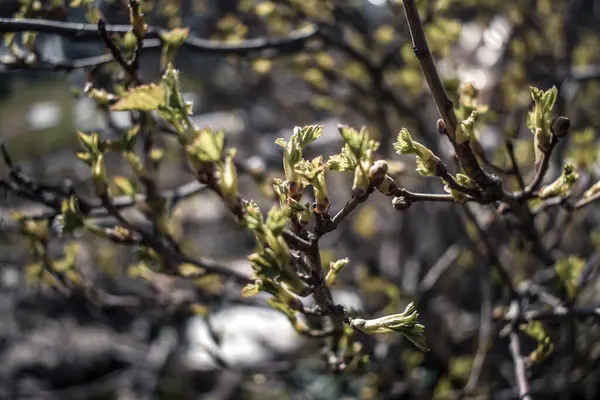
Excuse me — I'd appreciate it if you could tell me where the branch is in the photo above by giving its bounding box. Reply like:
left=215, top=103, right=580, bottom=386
left=521, top=135, right=559, bottom=198
left=396, top=0, right=501, bottom=196
left=506, top=140, right=526, bottom=192
left=315, top=186, right=375, bottom=237
left=463, top=205, right=519, bottom=299
left=574, top=191, right=600, bottom=210
left=509, top=329, right=533, bottom=400
left=397, top=188, right=456, bottom=203
left=498, top=303, right=600, bottom=323
left=0, top=17, right=319, bottom=56
left=396, top=1, right=457, bottom=137
left=281, top=229, right=312, bottom=252
left=0, top=52, right=114, bottom=73
left=97, top=18, right=140, bottom=84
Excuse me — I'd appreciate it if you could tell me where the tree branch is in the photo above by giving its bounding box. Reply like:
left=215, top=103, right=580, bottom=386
left=0, top=17, right=319, bottom=56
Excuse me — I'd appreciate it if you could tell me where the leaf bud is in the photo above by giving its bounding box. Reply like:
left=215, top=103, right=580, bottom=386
left=551, top=116, right=571, bottom=139
left=392, top=196, right=412, bottom=211
left=368, top=160, right=388, bottom=186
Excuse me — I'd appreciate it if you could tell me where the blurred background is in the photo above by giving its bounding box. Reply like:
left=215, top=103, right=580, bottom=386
left=1, top=0, right=600, bottom=399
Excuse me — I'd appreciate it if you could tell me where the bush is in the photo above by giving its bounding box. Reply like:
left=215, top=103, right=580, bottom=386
left=1, top=0, right=600, bottom=398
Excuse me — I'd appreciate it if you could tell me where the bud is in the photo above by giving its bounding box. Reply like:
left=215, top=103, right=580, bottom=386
left=92, top=154, right=109, bottom=197
left=349, top=302, right=429, bottom=352
left=351, top=165, right=369, bottom=198
left=460, top=81, right=478, bottom=100
left=376, top=175, right=399, bottom=196
left=298, top=203, right=312, bottom=226
left=456, top=110, right=478, bottom=145
left=220, top=149, right=240, bottom=212
left=551, top=116, right=571, bottom=139
left=392, top=196, right=412, bottom=211
left=437, top=119, right=447, bottom=136
left=325, top=258, right=349, bottom=286
left=538, top=163, right=579, bottom=199
left=583, top=180, right=600, bottom=199
left=129, top=0, right=147, bottom=40
left=368, top=160, right=388, bottom=186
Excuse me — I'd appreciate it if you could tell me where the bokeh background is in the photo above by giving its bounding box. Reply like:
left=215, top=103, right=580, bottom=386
left=1, top=0, right=600, bottom=399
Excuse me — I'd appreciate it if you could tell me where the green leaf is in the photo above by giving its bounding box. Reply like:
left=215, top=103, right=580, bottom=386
left=160, top=27, right=189, bottom=46
left=111, top=84, right=166, bottom=111
left=555, top=255, right=585, bottom=299
left=160, top=28, right=189, bottom=70
left=265, top=206, right=291, bottom=236
left=242, top=282, right=261, bottom=297
left=520, top=320, right=554, bottom=364
left=541, top=86, right=558, bottom=112
left=77, top=131, right=100, bottom=154
left=394, top=128, right=416, bottom=154
left=243, top=200, right=264, bottom=231
left=415, top=158, right=435, bottom=177
left=538, top=163, right=579, bottom=199
left=295, top=125, right=323, bottom=147
left=326, top=144, right=357, bottom=172
left=187, top=128, right=225, bottom=162
left=119, top=125, right=140, bottom=151
left=338, top=124, right=364, bottom=157
left=112, top=176, right=137, bottom=197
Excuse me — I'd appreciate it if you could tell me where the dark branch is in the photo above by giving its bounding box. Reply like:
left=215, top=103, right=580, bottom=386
left=0, top=17, right=319, bottom=56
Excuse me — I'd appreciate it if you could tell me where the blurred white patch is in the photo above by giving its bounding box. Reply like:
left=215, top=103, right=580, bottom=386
left=74, top=97, right=107, bottom=132
left=185, top=306, right=302, bottom=371
left=190, top=110, right=246, bottom=137
left=458, top=68, right=490, bottom=90
left=2, top=268, right=19, bottom=289
left=27, top=102, right=61, bottom=131
left=109, top=111, right=132, bottom=129
left=459, top=23, right=484, bottom=53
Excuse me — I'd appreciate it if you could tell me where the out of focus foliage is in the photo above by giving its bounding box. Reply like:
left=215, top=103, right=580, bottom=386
left=1, top=0, right=600, bottom=399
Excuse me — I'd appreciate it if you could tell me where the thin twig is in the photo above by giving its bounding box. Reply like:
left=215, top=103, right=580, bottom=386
left=0, top=17, right=319, bottom=56
left=509, top=329, right=533, bottom=400
left=521, top=136, right=559, bottom=198
left=396, top=0, right=501, bottom=196
left=97, top=18, right=141, bottom=85
left=506, top=140, right=526, bottom=192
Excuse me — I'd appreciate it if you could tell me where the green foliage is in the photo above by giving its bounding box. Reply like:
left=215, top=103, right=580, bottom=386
left=394, top=128, right=441, bottom=177
left=538, top=163, right=580, bottom=200
left=5, top=0, right=600, bottom=396
left=349, top=302, right=429, bottom=352
left=520, top=321, right=554, bottom=364
left=528, top=86, right=558, bottom=159
left=555, top=255, right=586, bottom=299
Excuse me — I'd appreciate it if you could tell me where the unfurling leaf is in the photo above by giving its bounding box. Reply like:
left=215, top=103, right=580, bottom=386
left=111, top=84, right=166, bottom=111
left=350, top=302, right=429, bottom=352
left=326, top=144, right=357, bottom=172
left=113, top=176, right=137, bottom=197
left=520, top=321, right=554, bottom=364
left=555, top=255, right=586, bottom=299
left=187, top=128, right=225, bottom=163
left=528, top=86, right=558, bottom=158
left=325, top=258, right=349, bottom=286
left=538, top=163, right=579, bottom=199
left=160, top=28, right=189, bottom=70
left=395, top=129, right=441, bottom=177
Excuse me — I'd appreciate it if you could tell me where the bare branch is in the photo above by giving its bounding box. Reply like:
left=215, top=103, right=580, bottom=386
left=0, top=17, right=319, bottom=56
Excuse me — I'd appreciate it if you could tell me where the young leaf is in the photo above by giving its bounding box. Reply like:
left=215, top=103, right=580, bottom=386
left=187, top=128, right=225, bottom=163
left=113, top=176, right=137, bottom=197
left=326, top=144, right=357, bottom=172
left=555, top=255, right=585, bottom=299
left=111, top=84, right=166, bottom=111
